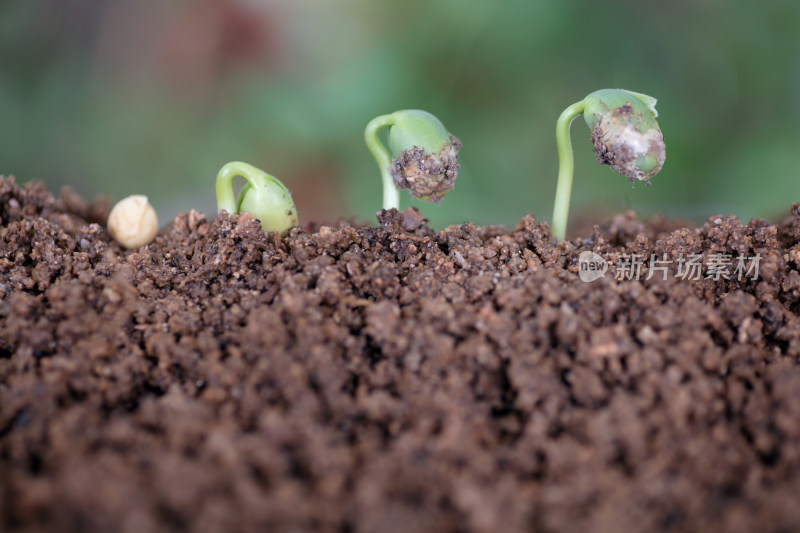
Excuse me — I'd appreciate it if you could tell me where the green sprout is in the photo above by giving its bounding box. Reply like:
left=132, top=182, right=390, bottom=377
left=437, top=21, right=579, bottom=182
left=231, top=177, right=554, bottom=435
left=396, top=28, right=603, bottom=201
left=551, top=89, right=666, bottom=241
left=365, top=109, right=461, bottom=210
left=215, top=161, right=298, bottom=234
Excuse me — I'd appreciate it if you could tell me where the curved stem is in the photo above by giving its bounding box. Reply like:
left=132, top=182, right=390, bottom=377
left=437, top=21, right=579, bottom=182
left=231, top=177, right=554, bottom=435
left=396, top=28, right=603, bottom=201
left=551, top=100, right=586, bottom=242
left=365, top=114, right=399, bottom=210
left=216, top=163, right=239, bottom=214
left=216, top=161, right=264, bottom=214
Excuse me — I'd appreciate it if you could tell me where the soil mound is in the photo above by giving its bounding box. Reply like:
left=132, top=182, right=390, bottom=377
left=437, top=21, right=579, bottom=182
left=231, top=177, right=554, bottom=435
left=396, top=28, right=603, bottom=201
left=3, top=176, right=800, bottom=532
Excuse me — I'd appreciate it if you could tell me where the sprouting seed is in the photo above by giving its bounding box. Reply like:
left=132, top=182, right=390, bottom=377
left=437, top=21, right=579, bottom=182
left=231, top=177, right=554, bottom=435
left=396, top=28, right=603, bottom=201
left=551, top=89, right=666, bottom=241
left=215, top=161, right=298, bottom=234
left=365, top=109, right=461, bottom=211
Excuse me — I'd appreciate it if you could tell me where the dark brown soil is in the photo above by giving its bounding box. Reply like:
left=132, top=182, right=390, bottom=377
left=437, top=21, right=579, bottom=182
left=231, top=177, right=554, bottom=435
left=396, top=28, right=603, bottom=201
left=3, top=175, right=800, bottom=532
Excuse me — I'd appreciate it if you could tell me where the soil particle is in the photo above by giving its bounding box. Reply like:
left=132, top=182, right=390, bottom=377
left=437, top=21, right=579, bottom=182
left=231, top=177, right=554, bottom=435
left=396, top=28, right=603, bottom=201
left=3, top=175, right=800, bottom=532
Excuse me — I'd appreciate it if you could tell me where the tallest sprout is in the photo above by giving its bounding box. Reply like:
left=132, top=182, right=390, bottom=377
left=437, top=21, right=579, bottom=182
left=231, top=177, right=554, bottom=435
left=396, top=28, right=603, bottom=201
left=551, top=88, right=666, bottom=241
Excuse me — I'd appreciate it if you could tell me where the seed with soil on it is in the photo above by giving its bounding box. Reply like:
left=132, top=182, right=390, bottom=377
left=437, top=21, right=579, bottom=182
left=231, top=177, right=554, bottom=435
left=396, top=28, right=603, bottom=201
left=551, top=88, right=666, bottom=242
left=390, top=134, right=461, bottom=203
left=586, top=98, right=665, bottom=184
left=365, top=109, right=461, bottom=210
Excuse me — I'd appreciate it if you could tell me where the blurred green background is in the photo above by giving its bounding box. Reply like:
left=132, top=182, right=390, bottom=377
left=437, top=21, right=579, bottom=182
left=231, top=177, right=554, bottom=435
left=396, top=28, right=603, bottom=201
left=1, top=0, right=799, bottom=232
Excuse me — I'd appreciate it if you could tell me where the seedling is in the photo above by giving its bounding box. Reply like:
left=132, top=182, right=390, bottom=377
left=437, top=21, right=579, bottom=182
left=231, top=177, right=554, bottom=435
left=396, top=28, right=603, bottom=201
left=215, top=161, right=298, bottom=234
left=551, top=89, right=666, bottom=241
left=365, top=109, right=461, bottom=210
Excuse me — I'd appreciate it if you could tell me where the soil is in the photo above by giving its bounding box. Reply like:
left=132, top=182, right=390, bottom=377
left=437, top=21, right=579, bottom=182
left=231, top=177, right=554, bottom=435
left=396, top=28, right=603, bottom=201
left=2, top=175, right=800, bottom=532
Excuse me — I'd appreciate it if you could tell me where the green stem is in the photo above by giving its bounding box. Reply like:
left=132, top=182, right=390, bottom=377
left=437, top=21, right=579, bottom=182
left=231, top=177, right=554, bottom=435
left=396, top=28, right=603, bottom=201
left=216, top=165, right=237, bottom=214
left=551, top=100, right=586, bottom=242
left=364, top=114, right=399, bottom=210
left=216, top=161, right=264, bottom=214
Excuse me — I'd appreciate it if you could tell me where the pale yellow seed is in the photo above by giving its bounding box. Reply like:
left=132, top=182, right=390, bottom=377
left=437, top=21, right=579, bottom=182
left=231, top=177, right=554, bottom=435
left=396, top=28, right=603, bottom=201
left=107, top=195, right=158, bottom=249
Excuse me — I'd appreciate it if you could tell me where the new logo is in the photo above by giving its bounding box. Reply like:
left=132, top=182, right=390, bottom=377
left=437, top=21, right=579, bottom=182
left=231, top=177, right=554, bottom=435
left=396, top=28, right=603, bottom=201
left=578, top=251, right=608, bottom=282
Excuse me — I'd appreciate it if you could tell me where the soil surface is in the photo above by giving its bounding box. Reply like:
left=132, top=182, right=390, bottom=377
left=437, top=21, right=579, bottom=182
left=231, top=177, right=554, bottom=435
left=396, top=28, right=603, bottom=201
left=3, top=176, right=800, bottom=532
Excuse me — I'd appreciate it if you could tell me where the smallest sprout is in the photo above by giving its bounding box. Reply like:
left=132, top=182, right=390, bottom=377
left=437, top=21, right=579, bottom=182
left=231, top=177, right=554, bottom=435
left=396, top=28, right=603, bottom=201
left=365, top=109, right=461, bottom=210
left=215, top=161, right=298, bottom=234
left=107, top=194, right=159, bottom=249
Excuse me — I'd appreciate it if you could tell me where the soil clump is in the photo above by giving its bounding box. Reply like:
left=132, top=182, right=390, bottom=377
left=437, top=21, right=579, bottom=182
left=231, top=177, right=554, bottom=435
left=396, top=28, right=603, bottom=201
left=3, top=176, right=800, bottom=532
